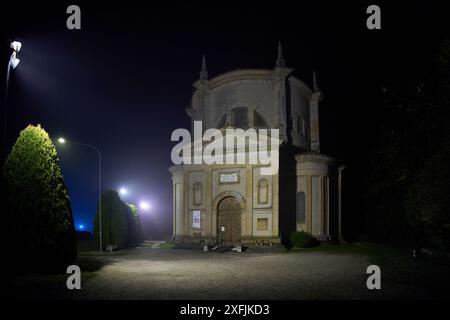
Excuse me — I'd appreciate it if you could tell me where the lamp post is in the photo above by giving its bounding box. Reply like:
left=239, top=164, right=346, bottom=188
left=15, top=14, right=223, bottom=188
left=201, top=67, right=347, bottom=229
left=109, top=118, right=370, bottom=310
left=58, top=137, right=103, bottom=252
left=3, top=40, right=21, bottom=158
left=338, top=165, right=345, bottom=244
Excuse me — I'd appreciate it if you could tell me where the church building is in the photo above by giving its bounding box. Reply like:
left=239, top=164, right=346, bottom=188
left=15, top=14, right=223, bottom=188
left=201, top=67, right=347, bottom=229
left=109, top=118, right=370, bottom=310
left=169, top=43, right=344, bottom=246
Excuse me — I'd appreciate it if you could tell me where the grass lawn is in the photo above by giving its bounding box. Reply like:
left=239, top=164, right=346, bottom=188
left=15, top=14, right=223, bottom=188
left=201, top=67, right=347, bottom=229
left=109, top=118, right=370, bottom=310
left=287, top=242, right=450, bottom=298
left=285, top=242, right=412, bottom=259
left=158, top=242, right=175, bottom=249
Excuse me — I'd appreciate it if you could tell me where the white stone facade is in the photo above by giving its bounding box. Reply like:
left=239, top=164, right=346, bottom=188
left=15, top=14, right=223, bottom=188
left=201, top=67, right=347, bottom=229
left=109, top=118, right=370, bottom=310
left=170, top=45, right=342, bottom=245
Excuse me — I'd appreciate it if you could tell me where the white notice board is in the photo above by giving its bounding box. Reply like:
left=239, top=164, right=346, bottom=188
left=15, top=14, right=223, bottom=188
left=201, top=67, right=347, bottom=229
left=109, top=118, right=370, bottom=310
left=192, top=210, right=201, bottom=228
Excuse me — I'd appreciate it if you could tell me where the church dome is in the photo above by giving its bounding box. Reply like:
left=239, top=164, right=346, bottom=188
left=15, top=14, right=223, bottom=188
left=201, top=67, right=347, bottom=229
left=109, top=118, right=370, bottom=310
left=185, top=44, right=318, bottom=151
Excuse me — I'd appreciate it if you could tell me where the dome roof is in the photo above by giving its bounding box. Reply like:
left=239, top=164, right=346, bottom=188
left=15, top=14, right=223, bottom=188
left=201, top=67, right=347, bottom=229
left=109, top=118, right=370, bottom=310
left=193, top=67, right=313, bottom=98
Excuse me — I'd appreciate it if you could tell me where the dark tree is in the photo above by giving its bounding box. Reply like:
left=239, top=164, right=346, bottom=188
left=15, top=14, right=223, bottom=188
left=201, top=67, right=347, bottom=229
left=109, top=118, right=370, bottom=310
left=366, top=40, right=450, bottom=250
left=4, top=125, right=77, bottom=273
left=93, top=190, right=128, bottom=249
left=126, top=203, right=144, bottom=245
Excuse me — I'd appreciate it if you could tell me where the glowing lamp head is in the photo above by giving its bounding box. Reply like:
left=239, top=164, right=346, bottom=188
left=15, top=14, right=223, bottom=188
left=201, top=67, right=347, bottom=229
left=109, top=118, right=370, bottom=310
left=140, top=201, right=150, bottom=211
left=10, top=52, right=20, bottom=69
left=78, top=224, right=85, bottom=230
left=10, top=41, right=22, bottom=52
left=58, top=137, right=66, bottom=144
left=119, top=188, right=128, bottom=196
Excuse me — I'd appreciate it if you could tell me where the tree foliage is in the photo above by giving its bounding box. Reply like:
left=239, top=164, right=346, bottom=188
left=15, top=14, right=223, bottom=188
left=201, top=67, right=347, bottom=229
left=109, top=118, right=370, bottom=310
left=93, top=193, right=144, bottom=249
left=367, top=40, right=450, bottom=250
left=93, top=190, right=128, bottom=249
left=4, top=124, right=77, bottom=272
left=126, top=203, right=144, bottom=245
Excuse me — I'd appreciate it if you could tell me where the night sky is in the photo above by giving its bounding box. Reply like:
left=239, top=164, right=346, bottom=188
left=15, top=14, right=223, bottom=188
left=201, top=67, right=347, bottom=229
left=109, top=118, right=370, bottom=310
left=1, top=1, right=447, bottom=239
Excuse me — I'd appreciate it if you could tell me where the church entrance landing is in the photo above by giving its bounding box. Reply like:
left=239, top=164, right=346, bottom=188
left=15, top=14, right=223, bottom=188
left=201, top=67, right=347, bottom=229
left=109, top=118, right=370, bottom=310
left=217, top=197, right=241, bottom=244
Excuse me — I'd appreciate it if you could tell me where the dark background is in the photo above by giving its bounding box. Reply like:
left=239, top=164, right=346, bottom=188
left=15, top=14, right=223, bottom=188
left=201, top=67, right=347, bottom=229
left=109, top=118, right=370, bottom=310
left=1, top=1, right=447, bottom=240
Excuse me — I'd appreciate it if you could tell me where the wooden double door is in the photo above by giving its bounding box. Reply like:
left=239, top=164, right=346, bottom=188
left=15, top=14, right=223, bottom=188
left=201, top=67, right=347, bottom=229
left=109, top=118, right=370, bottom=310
left=217, top=197, right=241, bottom=244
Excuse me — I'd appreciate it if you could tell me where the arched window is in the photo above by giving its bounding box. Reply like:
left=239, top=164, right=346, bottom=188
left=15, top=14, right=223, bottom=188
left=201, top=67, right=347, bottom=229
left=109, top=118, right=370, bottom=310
left=258, top=179, right=269, bottom=204
left=296, top=191, right=305, bottom=224
left=254, top=111, right=269, bottom=129
left=232, top=107, right=248, bottom=129
left=193, top=182, right=202, bottom=205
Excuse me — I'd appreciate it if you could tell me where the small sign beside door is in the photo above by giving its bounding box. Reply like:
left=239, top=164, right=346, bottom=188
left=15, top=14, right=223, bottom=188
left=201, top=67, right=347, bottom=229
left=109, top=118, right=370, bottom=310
left=192, top=210, right=201, bottom=228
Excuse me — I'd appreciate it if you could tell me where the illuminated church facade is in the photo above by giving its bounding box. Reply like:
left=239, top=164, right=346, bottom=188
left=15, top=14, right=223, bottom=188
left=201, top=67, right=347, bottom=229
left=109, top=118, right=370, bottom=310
left=169, top=43, right=344, bottom=246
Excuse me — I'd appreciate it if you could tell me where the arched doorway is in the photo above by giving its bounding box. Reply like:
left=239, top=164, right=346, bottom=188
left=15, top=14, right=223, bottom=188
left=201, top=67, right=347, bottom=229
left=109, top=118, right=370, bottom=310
left=217, top=197, right=241, bottom=244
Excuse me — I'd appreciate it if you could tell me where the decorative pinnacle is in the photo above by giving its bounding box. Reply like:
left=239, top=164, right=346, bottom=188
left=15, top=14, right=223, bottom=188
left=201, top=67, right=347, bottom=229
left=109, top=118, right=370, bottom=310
left=200, top=54, right=208, bottom=80
left=313, top=69, right=320, bottom=92
left=276, top=41, right=285, bottom=67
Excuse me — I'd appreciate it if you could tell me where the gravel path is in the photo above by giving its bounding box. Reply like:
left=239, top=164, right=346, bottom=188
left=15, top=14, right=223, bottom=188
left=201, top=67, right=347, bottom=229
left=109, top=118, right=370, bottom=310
left=12, top=245, right=432, bottom=300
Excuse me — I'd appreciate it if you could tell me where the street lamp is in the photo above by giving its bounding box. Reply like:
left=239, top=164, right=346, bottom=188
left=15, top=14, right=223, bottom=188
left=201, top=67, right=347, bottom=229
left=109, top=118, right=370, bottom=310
left=10, top=41, right=22, bottom=52
left=9, top=52, right=20, bottom=69
left=57, top=137, right=103, bottom=252
left=140, top=201, right=150, bottom=211
left=3, top=40, right=22, bottom=158
left=119, top=187, right=128, bottom=196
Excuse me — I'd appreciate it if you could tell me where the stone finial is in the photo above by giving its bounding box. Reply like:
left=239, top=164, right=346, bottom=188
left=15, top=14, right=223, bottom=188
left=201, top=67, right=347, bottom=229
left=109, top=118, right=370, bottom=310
left=276, top=41, right=285, bottom=67
left=313, top=69, right=319, bottom=92
left=200, top=54, right=208, bottom=80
